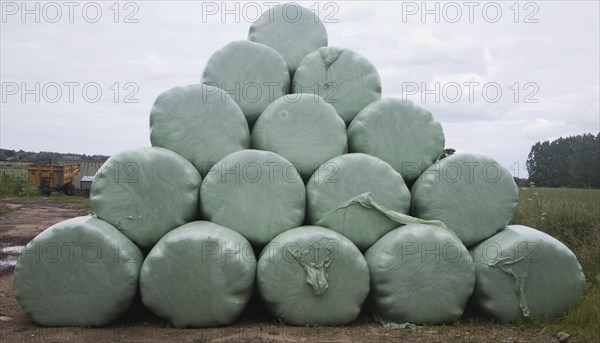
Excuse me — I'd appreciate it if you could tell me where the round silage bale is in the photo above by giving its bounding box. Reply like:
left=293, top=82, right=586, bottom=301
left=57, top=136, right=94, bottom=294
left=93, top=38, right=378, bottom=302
left=470, top=225, right=585, bottom=322
left=257, top=226, right=369, bottom=325
left=411, top=153, right=519, bottom=247
left=140, top=221, right=256, bottom=327
left=306, top=153, right=411, bottom=250
left=13, top=216, right=143, bottom=326
left=150, top=84, right=250, bottom=176
left=292, top=47, right=382, bottom=125
left=365, top=224, right=475, bottom=324
left=90, top=147, right=202, bottom=249
left=347, top=98, right=445, bottom=184
left=251, top=94, right=347, bottom=179
left=202, top=40, right=290, bottom=126
left=200, top=149, right=305, bottom=245
left=248, top=3, right=328, bottom=76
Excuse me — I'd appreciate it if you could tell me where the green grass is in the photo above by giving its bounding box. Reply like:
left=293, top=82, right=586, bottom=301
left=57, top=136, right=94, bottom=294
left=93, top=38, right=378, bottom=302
left=508, top=285, right=600, bottom=342
left=0, top=177, right=39, bottom=197
left=509, top=187, right=600, bottom=342
left=511, top=187, right=600, bottom=285
left=0, top=162, right=37, bottom=197
left=558, top=284, right=600, bottom=341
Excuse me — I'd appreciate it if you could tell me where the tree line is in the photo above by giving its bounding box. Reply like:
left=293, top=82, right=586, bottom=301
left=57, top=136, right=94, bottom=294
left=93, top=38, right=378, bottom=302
left=0, top=149, right=109, bottom=163
left=526, top=133, right=600, bottom=188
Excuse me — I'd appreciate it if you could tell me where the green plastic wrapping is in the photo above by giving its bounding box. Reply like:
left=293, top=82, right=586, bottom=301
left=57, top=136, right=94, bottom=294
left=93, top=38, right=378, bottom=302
left=365, top=224, right=475, bottom=324
left=347, top=98, right=445, bottom=184
left=411, top=153, right=519, bottom=247
left=90, top=147, right=202, bottom=249
left=251, top=94, right=347, bottom=179
left=202, top=40, right=290, bottom=126
left=306, top=153, right=411, bottom=250
left=140, top=221, right=256, bottom=327
left=257, top=226, right=369, bottom=325
left=470, top=225, right=585, bottom=322
left=292, top=47, right=382, bottom=125
left=13, top=216, right=143, bottom=326
left=248, top=3, right=327, bottom=76
left=200, top=149, right=306, bottom=245
left=150, top=84, right=250, bottom=176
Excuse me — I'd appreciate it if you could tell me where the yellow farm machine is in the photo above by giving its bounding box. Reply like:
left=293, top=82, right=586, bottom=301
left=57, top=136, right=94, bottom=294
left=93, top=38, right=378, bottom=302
left=27, top=163, right=80, bottom=195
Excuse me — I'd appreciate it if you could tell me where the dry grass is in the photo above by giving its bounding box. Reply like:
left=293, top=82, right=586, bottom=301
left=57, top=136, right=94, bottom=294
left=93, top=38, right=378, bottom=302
left=510, top=187, right=600, bottom=342
left=511, top=187, right=600, bottom=285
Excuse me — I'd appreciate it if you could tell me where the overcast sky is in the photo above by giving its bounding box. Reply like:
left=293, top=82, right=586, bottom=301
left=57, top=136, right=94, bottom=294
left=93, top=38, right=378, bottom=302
left=1, top=1, right=598, bottom=178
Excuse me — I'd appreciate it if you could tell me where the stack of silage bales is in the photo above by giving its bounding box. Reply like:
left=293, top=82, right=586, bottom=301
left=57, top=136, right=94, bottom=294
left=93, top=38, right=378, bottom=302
left=13, top=3, right=585, bottom=328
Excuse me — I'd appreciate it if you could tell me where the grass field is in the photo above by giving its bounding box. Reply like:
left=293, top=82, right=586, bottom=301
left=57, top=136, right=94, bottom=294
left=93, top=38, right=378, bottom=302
left=509, top=187, right=600, bottom=341
left=511, top=187, right=600, bottom=285
left=0, top=162, right=36, bottom=197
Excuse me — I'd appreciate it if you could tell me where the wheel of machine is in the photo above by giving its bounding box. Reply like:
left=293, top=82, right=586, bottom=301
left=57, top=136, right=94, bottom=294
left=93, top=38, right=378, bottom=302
left=64, top=184, right=75, bottom=196
left=40, top=178, right=51, bottom=196
left=40, top=186, right=51, bottom=196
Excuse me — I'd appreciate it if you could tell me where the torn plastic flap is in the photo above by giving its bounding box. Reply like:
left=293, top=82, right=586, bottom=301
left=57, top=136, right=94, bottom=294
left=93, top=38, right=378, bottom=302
left=326, top=192, right=449, bottom=229
left=288, top=238, right=335, bottom=295
left=490, top=255, right=531, bottom=318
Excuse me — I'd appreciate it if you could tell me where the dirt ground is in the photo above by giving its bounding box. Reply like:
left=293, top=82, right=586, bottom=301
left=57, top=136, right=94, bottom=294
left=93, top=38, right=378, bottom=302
left=0, top=197, right=562, bottom=342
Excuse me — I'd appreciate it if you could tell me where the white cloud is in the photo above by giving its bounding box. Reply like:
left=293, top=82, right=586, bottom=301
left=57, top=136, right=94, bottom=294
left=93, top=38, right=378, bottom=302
left=523, top=118, right=563, bottom=134
left=0, top=1, right=598, bottom=177
left=410, top=27, right=441, bottom=46
left=141, top=54, right=170, bottom=77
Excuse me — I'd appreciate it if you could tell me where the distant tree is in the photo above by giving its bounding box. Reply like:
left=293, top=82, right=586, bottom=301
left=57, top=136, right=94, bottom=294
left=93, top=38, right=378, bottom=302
left=0, top=149, right=109, bottom=162
left=439, top=148, right=456, bottom=160
left=526, top=133, right=599, bottom=188
left=513, top=177, right=529, bottom=187
left=0, top=150, right=9, bottom=161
